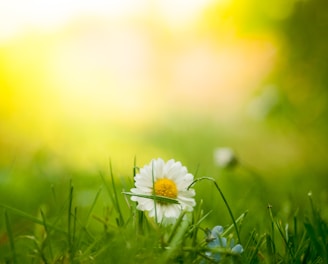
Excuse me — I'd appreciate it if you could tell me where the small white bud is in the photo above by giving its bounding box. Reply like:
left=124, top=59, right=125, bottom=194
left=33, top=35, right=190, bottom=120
left=213, top=147, right=238, bottom=168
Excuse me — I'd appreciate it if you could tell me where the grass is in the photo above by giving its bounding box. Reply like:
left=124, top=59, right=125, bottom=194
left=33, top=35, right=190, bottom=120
left=0, top=154, right=327, bottom=264
left=0, top=115, right=327, bottom=263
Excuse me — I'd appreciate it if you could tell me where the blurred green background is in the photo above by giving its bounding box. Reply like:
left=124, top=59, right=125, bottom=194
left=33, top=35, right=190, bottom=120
left=1, top=0, right=328, bottom=226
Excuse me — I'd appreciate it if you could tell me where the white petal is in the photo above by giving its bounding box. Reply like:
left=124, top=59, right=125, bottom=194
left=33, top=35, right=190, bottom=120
left=132, top=197, right=154, bottom=211
left=177, top=195, right=196, bottom=210
left=149, top=203, right=164, bottom=223
left=154, top=158, right=165, bottom=180
left=134, top=183, right=152, bottom=192
left=138, top=199, right=154, bottom=211
left=167, top=165, right=184, bottom=180
left=164, top=204, right=181, bottom=218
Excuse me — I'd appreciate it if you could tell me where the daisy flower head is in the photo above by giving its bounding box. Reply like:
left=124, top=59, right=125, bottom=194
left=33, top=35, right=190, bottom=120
left=130, top=158, right=196, bottom=224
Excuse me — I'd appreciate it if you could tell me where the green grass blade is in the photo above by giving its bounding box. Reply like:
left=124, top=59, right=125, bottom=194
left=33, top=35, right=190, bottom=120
left=67, top=182, right=79, bottom=263
left=275, top=220, right=295, bottom=260
left=109, top=160, right=124, bottom=226
left=4, top=210, right=17, bottom=264
left=166, top=211, right=187, bottom=245
left=100, top=171, right=116, bottom=205
left=267, top=205, right=276, bottom=262
left=67, top=183, right=74, bottom=255
left=122, top=192, right=180, bottom=204
left=85, top=187, right=102, bottom=227
left=0, top=204, right=66, bottom=234
left=133, top=156, right=139, bottom=178
left=187, top=176, right=241, bottom=243
left=100, top=160, right=124, bottom=226
left=222, top=210, right=248, bottom=237
left=163, top=212, right=190, bottom=263
left=40, top=209, right=54, bottom=260
left=248, top=233, right=266, bottom=263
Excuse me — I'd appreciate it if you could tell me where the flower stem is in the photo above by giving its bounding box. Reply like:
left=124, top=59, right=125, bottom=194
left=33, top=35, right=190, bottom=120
left=188, top=177, right=241, bottom=243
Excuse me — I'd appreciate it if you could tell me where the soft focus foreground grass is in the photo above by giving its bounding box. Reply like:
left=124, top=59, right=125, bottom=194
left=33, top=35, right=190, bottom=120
left=0, top=116, right=327, bottom=263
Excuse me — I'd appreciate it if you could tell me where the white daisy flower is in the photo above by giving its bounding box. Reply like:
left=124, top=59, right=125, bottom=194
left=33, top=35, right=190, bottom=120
left=130, top=158, right=196, bottom=223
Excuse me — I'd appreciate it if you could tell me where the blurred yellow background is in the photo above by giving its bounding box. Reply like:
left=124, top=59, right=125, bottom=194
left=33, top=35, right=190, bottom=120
left=1, top=0, right=322, bottom=175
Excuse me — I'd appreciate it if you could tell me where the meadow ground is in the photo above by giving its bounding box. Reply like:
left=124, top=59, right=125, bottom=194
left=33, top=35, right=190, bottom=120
left=0, top=117, right=327, bottom=263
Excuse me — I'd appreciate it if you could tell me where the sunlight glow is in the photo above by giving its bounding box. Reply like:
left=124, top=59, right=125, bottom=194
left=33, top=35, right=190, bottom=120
left=0, top=0, right=217, bottom=41
left=0, top=0, right=278, bottom=168
left=0, top=0, right=149, bottom=41
left=156, top=0, right=215, bottom=28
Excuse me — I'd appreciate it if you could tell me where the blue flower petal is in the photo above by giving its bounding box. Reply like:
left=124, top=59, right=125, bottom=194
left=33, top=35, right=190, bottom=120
left=231, top=244, right=244, bottom=254
left=211, top=225, right=224, bottom=236
left=204, top=225, right=243, bottom=263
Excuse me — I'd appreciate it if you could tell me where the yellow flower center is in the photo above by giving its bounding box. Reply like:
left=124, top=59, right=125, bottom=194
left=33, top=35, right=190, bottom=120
left=154, top=178, right=178, bottom=198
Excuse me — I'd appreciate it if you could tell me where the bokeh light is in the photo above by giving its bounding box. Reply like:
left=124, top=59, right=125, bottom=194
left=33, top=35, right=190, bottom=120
left=1, top=0, right=327, bottom=180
